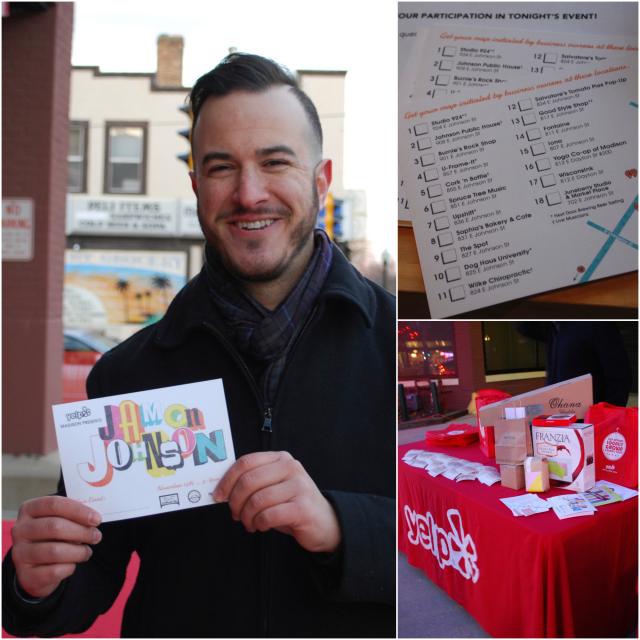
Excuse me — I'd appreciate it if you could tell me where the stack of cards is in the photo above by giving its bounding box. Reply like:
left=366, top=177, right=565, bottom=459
left=592, top=479, right=639, bottom=501
left=500, top=494, right=551, bottom=517
left=582, top=485, right=622, bottom=507
left=402, top=449, right=501, bottom=485
left=546, top=494, right=597, bottom=519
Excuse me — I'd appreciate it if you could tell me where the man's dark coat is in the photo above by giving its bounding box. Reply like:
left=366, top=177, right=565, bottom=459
left=3, top=247, right=396, bottom=638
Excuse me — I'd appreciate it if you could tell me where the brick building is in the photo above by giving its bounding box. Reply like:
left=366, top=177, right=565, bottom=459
left=3, top=3, right=75, bottom=454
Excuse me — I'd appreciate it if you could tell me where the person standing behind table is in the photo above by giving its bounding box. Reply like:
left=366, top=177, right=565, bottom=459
left=516, top=321, right=632, bottom=406
left=3, top=53, right=396, bottom=638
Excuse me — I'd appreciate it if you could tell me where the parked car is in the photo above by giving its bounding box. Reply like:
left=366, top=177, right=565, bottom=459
left=63, top=330, right=119, bottom=403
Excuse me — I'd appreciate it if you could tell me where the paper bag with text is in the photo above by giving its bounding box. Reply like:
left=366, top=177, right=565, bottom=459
left=586, top=402, right=638, bottom=489
left=494, top=417, right=532, bottom=465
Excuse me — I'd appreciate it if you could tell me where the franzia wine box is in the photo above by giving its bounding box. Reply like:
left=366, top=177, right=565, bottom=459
left=532, top=421, right=595, bottom=492
left=531, top=413, right=577, bottom=427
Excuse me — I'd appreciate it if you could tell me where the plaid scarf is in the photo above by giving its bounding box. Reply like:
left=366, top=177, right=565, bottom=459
left=204, top=229, right=333, bottom=404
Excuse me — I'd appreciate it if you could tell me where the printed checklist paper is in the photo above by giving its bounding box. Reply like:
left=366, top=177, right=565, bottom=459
left=52, top=379, right=236, bottom=522
left=399, top=26, right=636, bottom=215
left=402, top=60, right=637, bottom=317
left=398, top=14, right=639, bottom=221
left=402, top=25, right=637, bottom=103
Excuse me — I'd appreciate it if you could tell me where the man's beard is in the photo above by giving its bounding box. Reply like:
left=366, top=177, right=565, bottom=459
left=198, top=180, right=319, bottom=284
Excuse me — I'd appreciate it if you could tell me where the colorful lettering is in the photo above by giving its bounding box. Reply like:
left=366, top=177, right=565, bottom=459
left=99, top=405, right=122, bottom=441
left=140, top=403, right=162, bottom=428
left=193, top=429, right=227, bottom=465
left=77, top=435, right=114, bottom=487
left=106, top=439, right=133, bottom=471
left=164, top=403, right=188, bottom=429
left=164, top=404, right=206, bottom=431
left=172, top=427, right=196, bottom=458
left=78, top=399, right=221, bottom=486
left=186, top=408, right=205, bottom=430
left=143, top=432, right=177, bottom=478
left=120, top=400, right=143, bottom=443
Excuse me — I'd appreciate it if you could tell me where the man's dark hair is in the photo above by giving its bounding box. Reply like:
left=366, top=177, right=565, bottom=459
left=189, top=52, right=323, bottom=150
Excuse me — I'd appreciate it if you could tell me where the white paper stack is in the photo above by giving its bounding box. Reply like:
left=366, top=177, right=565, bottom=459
left=402, top=449, right=500, bottom=486
left=593, top=480, right=638, bottom=502
left=500, top=494, right=551, bottom=517
left=581, top=485, right=622, bottom=507
left=546, top=494, right=597, bottom=519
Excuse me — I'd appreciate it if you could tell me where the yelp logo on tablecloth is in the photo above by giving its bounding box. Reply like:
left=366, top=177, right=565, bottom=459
left=404, top=506, right=479, bottom=583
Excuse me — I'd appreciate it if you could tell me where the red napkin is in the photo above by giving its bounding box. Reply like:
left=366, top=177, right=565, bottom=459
left=425, top=423, right=479, bottom=447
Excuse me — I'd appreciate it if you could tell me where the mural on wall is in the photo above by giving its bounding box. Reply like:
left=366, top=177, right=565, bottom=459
left=64, top=249, right=187, bottom=337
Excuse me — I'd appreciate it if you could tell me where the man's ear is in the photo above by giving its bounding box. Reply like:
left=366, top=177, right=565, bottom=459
left=316, top=159, right=333, bottom=208
left=189, top=171, right=198, bottom=197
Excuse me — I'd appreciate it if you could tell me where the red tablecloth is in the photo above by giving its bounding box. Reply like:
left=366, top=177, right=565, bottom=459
left=398, top=441, right=638, bottom=638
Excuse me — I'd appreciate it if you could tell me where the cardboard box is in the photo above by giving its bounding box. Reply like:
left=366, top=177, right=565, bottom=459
left=505, top=405, right=543, bottom=422
left=524, top=457, right=550, bottom=492
left=532, top=422, right=595, bottom=492
left=494, top=417, right=532, bottom=464
left=478, top=374, right=593, bottom=432
left=500, top=463, right=525, bottom=490
left=532, top=414, right=577, bottom=427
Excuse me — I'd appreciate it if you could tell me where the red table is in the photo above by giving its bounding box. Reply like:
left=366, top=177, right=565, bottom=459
left=398, top=441, right=638, bottom=638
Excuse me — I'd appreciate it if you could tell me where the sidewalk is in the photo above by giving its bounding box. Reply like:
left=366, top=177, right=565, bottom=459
left=398, top=551, right=489, bottom=638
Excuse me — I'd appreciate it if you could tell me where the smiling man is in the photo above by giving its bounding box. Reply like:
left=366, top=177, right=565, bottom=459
left=191, top=81, right=330, bottom=303
left=3, top=54, right=395, bottom=638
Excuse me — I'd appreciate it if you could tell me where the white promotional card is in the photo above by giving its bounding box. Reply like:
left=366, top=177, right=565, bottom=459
left=402, top=61, right=638, bottom=317
left=52, top=379, right=236, bottom=522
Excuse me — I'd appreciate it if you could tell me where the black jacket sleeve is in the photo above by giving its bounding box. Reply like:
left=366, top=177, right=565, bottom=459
left=313, top=491, right=395, bottom=606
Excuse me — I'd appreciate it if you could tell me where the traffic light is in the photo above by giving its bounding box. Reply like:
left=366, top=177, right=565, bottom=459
left=318, top=192, right=334, bottom=239
left=333, top=198, right=343, bottom=240
left=177, top=104, right=193, bottom=171
left=324, top=192, right=334, bottom=240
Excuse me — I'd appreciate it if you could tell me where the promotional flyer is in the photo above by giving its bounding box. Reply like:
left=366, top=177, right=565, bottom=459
left=52, top=379, right=235, bottom=522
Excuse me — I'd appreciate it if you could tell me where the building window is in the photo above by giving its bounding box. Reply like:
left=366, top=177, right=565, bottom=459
left=68, top=121, right=88, bottom=193
left=104, top=122, right=147, bottom=194
left=398, top=321, right=458, bottom=380
left=398, top=321, right=458, bottom=420
left=482, top=322, right=546, bottom=374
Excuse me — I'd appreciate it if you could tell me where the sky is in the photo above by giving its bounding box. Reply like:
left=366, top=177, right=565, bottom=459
left=71, top=0, right=398, bottom=258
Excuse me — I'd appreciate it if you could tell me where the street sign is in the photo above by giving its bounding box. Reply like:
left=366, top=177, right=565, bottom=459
left=2, top=198, right=34, bottom=261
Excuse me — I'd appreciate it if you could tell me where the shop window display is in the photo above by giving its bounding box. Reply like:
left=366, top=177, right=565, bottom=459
left=398, top=321, right=457, bottom=420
